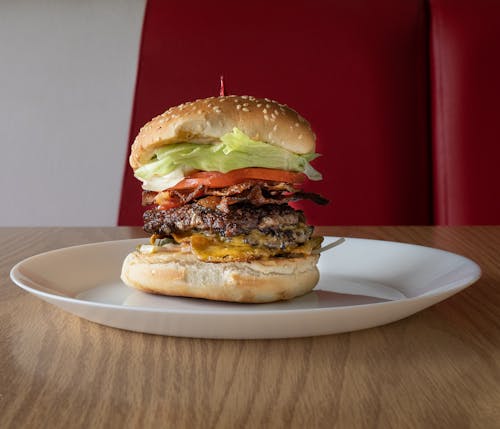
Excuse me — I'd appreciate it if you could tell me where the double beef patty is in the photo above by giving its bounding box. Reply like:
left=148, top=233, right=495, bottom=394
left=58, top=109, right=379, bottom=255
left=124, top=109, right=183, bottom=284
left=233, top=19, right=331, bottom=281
left=144, top=202, right=313, bottom=249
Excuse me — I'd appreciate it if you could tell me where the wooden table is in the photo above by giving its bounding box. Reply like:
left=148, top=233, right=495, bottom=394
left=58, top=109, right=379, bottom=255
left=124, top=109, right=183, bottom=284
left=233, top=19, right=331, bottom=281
left=1, top=226, right=499, bottom=428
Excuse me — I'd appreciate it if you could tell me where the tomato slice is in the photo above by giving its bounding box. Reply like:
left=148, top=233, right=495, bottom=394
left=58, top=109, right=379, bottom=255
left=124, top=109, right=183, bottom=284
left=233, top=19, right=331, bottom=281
left=171, top=168, right=306, bottom=190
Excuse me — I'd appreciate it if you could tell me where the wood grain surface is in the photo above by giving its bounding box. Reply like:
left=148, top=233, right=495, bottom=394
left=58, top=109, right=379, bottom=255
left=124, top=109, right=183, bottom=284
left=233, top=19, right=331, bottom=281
left=1, top=226, right=499, bottom=428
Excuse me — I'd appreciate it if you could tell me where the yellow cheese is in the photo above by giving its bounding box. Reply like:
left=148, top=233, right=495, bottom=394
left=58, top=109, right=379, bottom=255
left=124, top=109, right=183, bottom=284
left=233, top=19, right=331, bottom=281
left=189, top=233, right=323, bottom=263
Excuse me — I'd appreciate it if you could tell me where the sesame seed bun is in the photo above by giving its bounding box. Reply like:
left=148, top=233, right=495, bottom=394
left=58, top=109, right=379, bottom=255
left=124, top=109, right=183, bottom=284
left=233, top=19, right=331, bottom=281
left=120, top=249, right=320, bottom=303
left=129, top=95, right=316, bottom=170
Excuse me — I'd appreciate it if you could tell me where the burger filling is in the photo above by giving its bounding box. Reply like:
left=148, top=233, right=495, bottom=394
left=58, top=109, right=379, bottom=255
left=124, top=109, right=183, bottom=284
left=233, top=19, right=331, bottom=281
left=140, top=180, right=327, bottom=262
left=134, top=128, right=327, bottom=263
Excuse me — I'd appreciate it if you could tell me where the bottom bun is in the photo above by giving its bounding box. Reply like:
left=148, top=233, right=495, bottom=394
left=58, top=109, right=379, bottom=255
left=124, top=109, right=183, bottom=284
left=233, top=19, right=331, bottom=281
left=120, top=249, right=320, bottom=303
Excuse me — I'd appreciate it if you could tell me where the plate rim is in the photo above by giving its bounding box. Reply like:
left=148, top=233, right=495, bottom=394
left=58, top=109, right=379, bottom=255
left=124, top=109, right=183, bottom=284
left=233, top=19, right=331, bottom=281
left=9, top=236, right=482, bottom=316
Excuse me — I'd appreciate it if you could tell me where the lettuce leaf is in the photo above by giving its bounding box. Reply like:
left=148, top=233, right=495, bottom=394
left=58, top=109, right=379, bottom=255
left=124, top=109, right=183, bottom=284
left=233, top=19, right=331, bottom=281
left=134, top=127, right=322, bottom=181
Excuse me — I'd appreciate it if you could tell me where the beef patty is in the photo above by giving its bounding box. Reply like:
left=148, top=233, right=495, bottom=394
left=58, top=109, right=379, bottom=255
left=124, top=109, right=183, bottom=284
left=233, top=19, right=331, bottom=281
left=143, top=202, right=313, bottom=249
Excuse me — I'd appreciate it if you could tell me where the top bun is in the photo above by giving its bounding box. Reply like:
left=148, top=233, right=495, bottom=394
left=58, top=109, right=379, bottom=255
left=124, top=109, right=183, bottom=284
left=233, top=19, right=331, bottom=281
left=130, top=95, right=316, bottom=169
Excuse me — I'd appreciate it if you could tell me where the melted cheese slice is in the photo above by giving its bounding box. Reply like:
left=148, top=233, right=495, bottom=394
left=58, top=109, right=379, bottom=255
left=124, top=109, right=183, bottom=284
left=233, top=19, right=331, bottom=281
left=188, top=234, right=323, bottom=262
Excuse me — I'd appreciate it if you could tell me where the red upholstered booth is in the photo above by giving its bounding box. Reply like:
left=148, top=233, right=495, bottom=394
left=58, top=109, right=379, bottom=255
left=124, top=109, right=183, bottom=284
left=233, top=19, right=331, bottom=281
left=430, top=0, right=500, bottom=225
left=119, top=0, right=499, bottom=226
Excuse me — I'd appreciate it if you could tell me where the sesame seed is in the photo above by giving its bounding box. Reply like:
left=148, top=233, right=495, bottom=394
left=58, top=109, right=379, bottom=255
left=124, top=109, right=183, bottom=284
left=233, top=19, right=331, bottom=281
left=273, top=124, right=278, bottom=131
left=274, top=110, right=279, bottom=115
left=236, top=105, right=242, bottom=110
left=243, top=103, right=249, bottom=107
left=257, top=103, right=262, bottom=107
left=197, top=109, right=202, bottom=114
left=298, top=134, right=303, bottom=139
left=266, top=104, right=271, bottom=108
left=242, top=107, right=249, bottom=112
left=214, top=107, right=222, bottom=113
left=264, top=115, right=270, bottom=121
left=263, top=108, right=268, bottom=114
left=295, top=123, right=300, bottom=127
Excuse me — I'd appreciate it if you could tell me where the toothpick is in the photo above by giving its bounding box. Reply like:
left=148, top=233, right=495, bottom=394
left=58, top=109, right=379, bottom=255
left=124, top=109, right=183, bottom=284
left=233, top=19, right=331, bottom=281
left=219, top=75, right=225, bottom=96
left=313, top=237, right=346, bottom=254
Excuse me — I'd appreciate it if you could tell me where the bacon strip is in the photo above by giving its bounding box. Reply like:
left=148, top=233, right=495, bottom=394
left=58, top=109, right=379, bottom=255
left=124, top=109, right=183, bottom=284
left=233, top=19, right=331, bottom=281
left=197, top=186, right=328, bottom=213
left=142, top=191, right=157, bottom=206
left=154, top=185, right=204, bottom=207
left=142, top=181, right=328, bottom=210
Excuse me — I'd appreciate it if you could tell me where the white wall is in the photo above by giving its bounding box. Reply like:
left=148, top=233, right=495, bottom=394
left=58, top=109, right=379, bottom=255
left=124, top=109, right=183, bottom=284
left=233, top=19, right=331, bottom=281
left=0, top=0, right=145, bottom=225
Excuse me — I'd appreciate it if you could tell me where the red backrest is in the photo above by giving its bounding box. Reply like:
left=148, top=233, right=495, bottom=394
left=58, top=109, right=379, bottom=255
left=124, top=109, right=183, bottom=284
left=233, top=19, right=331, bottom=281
left=430, top=0, right=500, bottom=225
left=119, top=0, right=431, bottom=226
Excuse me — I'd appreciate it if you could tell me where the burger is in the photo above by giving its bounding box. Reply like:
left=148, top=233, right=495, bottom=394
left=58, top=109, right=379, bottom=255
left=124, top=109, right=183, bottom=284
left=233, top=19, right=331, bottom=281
left=120, top=95, right=328, bottom=303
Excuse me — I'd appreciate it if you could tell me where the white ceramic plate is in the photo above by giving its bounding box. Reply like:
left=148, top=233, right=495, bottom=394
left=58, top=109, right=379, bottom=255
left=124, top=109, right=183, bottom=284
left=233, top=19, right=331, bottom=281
left=10, top=237, right=481, bottom=339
